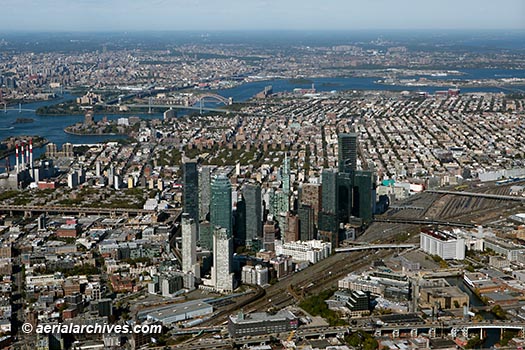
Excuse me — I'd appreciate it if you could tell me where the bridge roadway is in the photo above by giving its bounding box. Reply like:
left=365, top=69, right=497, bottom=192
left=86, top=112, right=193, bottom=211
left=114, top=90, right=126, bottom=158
left=122, top=103, right=267, bottom=117
left=426, top=189, right=525, bottom=202
left=123, top=104, right=229, bottom=113
left=335, top=244, right=417, bottom=253
left=3, top=108, right=37, bottom=112
left=373, top=217, right=476, bottom=228
left=296, top=321, right=525, bottom=339
left=164, top=320, right=525, bottom=349
left=389, top=205, right=425, bottom=210
left=0, top=204, right=181, bottom=217
left=370, top=320, right=525, bottom=339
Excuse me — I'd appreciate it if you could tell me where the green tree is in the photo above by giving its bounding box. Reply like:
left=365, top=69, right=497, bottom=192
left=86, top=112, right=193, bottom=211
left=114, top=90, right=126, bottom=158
left=465, top=335, right=483, bottom=349
left=491, top=304, right=507, bottom=320
left=345, top=331, right=378, bottom=350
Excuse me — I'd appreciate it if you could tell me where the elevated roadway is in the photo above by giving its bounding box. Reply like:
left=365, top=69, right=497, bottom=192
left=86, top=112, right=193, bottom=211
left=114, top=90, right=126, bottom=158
left=122, top=103, right=266, bottom=117
left=373, top=217, right=476, bottom=228
left=122, top=104, right=229, bottom=113
left=165, top=320, right=525, bottom=349
left=295, top=320, right=525, bottom=339
left=426, top=189, right=525, bottom=202
left=0, top=204, right=181, bottom=218
left=389, top=205, right=425, bottom=210
left=335, top=244, right=417, bottom=253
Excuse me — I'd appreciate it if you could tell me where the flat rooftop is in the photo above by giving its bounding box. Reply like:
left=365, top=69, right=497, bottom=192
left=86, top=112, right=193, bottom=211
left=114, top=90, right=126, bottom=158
left=144, top=300, right=212, bottom=321
left=230, top=310, right=296, bottom=324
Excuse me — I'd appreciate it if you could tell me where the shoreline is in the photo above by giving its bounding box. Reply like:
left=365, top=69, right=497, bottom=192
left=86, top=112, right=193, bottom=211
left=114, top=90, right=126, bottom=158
left=63, top=128, right=127, bottom=137
left=37, top=109, right=165, bottom=117
left=0, top=138, right=49, bottom=160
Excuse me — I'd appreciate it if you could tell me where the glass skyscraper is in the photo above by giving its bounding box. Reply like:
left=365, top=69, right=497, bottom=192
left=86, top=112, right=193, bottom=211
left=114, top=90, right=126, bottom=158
left=183, top=159, right=199, bottom=221
left=282, top=153, right=290, bottom=194
left=338, top=133, right=357, bottom=173
left=243, top=183, right=262, bottom=246
left=210, top=174, right=232, bottom=237
left=298, top=204, right=315, bottom=241
left=199, top=166, right=211, bottom=221
left=321, top=169, right=338, bottom=215
left=352, top=170, right=375, bottom=223
left=319, top=133, right=376, bottom=235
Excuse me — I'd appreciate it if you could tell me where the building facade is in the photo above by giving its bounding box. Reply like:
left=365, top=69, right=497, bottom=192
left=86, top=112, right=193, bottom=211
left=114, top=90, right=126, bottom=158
left=212, top=228, right=234, bottom=292
left=228, top=310, right=298, bottom=338
left=199, top=166, right=211, bottom=221
left=420, top=230, right=465, bottom=260
left=183, top=159, right=199, bottom=221
left=243, top=183, right=262, bottom=246
left=338, top=133, right=357, bottom=173
left=181, top=214, right=200, bottom=279
left=210, top=175, right=232, bottom=237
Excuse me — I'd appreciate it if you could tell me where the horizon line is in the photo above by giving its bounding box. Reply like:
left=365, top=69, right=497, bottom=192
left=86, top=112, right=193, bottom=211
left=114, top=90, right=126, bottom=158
left=1, top=28, right=525, bottom=34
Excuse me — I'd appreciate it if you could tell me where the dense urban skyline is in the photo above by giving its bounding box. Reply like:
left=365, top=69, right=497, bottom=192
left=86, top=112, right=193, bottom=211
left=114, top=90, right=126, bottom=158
left=2, top=4, right=525, bottom=348
left=1, top=0, right=524, bottom=31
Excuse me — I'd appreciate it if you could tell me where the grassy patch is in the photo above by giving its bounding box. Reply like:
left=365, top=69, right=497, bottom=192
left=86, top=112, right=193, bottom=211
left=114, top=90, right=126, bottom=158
left=299, top=288, right=347, bottom=326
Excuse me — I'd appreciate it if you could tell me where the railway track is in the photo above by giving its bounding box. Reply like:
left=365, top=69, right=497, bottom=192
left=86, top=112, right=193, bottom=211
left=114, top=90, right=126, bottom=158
left=243, top=250, right=390, bottom=313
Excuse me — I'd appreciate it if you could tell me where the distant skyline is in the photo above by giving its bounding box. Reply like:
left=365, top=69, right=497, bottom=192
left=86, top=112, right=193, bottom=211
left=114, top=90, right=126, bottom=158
left=2, top=0, right=524, bottom=32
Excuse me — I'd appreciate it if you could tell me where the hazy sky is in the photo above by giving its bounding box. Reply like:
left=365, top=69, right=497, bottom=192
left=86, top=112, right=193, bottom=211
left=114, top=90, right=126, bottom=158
left=2, top=0, right=524, bottom=31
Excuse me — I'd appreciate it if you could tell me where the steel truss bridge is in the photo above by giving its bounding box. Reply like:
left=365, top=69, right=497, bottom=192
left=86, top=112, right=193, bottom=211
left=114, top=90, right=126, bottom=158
left=124, top=93, right=233, bottom=114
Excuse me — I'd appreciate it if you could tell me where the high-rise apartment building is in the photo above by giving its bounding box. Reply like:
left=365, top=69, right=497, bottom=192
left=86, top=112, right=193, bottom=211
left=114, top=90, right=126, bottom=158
left=183, top=159, right=199, bottom=221
left=210, top=174, right=232, bottom=237
left=181, top=213, right=200, bottom=279
left=212, top=227, right=235, bottom=292
left=338, top=133, right=357, bottom=173
left=199, top=166, right=212, bottom=221
left=243, top=183, right=262, bottom=246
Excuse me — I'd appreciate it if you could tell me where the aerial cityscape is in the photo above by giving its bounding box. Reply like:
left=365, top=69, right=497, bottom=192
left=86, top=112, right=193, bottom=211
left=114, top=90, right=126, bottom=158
left=0, top=1, right=525, bottom=350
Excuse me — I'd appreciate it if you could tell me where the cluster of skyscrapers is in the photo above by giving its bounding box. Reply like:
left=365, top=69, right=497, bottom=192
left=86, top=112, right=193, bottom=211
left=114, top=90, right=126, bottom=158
left=181, top=159, right=236, bottom=292
left=179, top=133, right=377, bottom=292
left=319, top=133, right=376, bottom=245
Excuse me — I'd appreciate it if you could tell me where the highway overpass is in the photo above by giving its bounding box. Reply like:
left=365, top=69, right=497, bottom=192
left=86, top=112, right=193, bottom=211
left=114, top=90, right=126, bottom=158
left=426, top=189, right=525, bottom=202
left=335, top=244, right=417, bottom=253
left=373, top=217, right=477, bottom=228
left=0, top=204, right=181, bottom=218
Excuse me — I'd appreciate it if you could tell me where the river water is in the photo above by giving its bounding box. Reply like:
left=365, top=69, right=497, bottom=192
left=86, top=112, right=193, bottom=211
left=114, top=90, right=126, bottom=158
left=447, top=277, right=500, bottom=348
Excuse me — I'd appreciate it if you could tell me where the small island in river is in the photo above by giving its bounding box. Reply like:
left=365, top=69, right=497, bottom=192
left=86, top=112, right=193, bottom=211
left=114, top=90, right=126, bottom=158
left=13, top=118, right=34, bottom=124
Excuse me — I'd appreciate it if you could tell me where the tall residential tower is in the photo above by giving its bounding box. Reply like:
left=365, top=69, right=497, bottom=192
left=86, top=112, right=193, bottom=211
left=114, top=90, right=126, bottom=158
left=183, top=159, right=199, bottom=221
left=338, top=133, right=357, bottom=173
left=243, top=183, right=262, bottom=246
left=210, top=174, right=232, bottom=237
left=181, top=213, right=200, bottom=279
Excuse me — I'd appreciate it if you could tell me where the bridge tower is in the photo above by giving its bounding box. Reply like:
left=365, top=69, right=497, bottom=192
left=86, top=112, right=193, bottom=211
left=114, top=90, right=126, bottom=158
left=148, top=97, right=153, bottom=114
